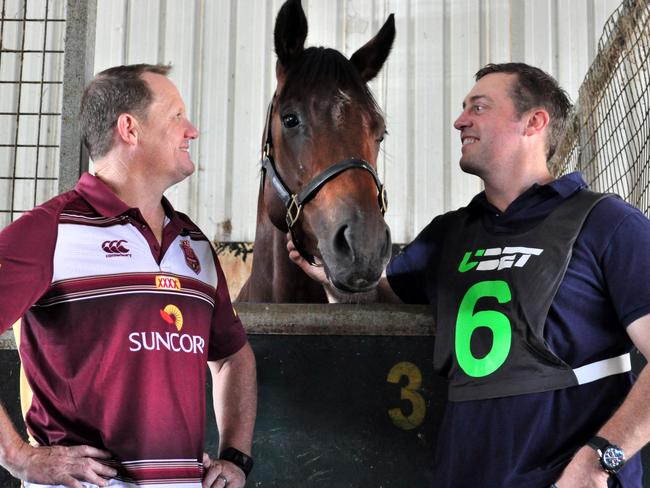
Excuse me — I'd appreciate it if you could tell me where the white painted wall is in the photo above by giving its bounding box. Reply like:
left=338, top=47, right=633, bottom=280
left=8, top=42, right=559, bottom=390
left=80, top=1, right=630, bottom=242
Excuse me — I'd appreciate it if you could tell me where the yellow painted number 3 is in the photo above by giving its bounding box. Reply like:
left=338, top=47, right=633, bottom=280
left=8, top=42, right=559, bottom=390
left=387, top=361, right=426, bottom=430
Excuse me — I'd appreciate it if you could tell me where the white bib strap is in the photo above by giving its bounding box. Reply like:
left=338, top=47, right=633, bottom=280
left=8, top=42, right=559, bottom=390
left=573, top=353, right=632, bottom=385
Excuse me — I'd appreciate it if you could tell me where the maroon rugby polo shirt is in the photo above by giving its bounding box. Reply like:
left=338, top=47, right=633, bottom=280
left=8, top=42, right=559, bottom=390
left=0, top=173, right=247, bottom=486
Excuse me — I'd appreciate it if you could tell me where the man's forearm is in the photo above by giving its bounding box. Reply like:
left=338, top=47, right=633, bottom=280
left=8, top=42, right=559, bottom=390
left=600, top=316, right=650, bottom=457
left=0, top=401, right=26, bottom=473
left=209, top=342, right=257, bottom=454
left=557, top=316, right=650, bottom=486
left=596, top=363, right=650, bottom=456
left=555, top=364, right=650, bottom=487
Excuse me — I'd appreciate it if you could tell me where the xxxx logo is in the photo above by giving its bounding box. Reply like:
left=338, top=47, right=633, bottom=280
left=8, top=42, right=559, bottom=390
left=458, top=246, right=543, bottom=272
left=155, top=275, right=182, bottom=290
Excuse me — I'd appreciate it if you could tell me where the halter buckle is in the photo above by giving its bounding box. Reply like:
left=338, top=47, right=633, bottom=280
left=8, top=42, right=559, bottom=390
left=379, top=185, right=388, bottom=215
left=263, top=142, right=272, bottom=159
left=286, top=194, right=303, bottom=229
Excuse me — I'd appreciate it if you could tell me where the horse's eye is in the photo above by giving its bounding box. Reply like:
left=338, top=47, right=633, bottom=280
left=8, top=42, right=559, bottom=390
left=282, top=114, right=300, bottom=128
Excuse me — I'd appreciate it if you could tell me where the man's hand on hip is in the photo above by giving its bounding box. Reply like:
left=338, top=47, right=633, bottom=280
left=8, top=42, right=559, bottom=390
left=554, top=445, right=609, bottom=488
left=202, top=453, right=246, bottom=488
left=6, top=442, right=116, bottom=488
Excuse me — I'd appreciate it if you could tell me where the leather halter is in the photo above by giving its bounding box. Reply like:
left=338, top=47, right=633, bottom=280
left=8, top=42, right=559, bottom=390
left=260, top=98, right=388, bottom=266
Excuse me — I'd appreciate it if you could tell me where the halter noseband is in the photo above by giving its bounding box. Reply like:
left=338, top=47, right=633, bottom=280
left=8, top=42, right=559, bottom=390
left=260, top=98, right=388, bottom=266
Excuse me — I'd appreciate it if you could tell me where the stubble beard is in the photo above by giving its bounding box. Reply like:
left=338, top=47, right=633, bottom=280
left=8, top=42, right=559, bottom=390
left=459, top=155, right=485, bottom=178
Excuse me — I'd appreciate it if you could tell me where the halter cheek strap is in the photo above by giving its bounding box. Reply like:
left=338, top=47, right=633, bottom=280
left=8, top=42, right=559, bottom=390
left=260, top=98, right=388, bottom=266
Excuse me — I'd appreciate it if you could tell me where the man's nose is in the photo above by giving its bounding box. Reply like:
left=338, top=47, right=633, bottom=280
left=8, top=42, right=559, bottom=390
left=186, top=121, right=199, bottom=139
left=454, top=111, right=470, bottom=131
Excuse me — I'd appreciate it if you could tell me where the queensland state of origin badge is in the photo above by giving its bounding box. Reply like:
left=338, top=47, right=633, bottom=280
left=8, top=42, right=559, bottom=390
left=180, top=239, right=201, bottom=274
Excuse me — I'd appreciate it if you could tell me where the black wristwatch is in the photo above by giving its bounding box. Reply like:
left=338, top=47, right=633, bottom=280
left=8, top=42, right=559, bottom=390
left=219, top=447, right=254, bottom=478
left=587, top=436, right=626, bottom=474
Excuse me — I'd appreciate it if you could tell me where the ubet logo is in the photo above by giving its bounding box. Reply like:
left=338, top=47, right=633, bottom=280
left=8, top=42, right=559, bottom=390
left=458, top=247, right=543, bottom=272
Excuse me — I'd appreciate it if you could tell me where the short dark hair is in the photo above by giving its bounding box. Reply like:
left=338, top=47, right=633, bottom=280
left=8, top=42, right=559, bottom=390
left=79, top=63, right=172, bottom=160
left=475, top=62, right=572, bottom=160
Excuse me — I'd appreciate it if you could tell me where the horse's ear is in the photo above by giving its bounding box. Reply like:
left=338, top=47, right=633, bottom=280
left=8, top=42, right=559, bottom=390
left=350, top=14, right=395, bottom=82
left=274, top=0, right=308, bottom=70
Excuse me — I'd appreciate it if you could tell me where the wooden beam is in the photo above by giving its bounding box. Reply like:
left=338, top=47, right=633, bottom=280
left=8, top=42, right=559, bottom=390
left=0, top=304, right=436, bottom=349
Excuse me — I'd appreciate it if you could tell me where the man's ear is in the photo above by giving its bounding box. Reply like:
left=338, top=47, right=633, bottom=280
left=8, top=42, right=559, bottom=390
left=115, top=113, right=140, bottom=146
left=524, top=108, right=550, bottom=136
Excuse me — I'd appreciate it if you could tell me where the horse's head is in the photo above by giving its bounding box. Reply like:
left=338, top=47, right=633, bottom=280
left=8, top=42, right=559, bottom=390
left=262, top=0, right=395, bottom=294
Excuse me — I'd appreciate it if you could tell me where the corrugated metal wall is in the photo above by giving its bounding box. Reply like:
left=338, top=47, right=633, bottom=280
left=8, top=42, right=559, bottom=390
left=92, top=0, right=622, bottom=244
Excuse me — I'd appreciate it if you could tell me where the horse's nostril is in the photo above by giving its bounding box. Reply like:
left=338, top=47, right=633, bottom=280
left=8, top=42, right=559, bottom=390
left=383, top=227, right=392, bottom=257
left=333, top=224, right=354, bottom=259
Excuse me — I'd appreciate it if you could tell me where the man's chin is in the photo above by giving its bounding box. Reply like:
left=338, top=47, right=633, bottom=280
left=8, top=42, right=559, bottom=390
left=459, top=159, right=482, bottom=177
left=177, top=161, right=196, bottom=180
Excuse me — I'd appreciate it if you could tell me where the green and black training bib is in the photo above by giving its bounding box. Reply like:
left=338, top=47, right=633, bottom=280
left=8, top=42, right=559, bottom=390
left=435, top=190, right=620, bottom=401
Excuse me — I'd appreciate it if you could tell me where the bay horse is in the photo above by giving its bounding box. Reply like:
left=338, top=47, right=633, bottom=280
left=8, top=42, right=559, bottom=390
left=237, top=0, right=395, bottom=302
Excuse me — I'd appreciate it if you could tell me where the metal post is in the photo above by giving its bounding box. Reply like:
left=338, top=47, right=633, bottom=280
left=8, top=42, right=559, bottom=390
left=58, top=0, right=97, bottom=193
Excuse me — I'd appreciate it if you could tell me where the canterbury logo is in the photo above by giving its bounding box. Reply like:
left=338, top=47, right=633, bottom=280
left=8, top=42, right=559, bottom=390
left=458, top=246, right=544, bottom=272
left=102, top=240, right=131, bottom=257
left=156, top=276, right=182, bottom=290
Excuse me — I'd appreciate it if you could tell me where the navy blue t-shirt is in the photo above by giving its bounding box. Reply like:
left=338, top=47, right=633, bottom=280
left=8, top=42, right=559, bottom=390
left=387, top=173, right=650, bottom=488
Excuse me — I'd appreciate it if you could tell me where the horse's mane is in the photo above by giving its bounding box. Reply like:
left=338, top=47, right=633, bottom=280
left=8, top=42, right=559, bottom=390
left=280, top=47, right=382, bottom=123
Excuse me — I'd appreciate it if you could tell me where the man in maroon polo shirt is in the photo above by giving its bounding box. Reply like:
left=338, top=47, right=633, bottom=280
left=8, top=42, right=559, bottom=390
left=0, top=64, right=256, bottom=488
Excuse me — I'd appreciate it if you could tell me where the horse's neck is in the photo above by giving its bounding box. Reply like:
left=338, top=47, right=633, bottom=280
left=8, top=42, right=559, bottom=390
left=237, top=206, right=327, bottom=303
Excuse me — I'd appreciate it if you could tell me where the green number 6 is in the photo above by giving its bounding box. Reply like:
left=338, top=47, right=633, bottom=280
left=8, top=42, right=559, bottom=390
left=455, top=280, right=512, bottom=378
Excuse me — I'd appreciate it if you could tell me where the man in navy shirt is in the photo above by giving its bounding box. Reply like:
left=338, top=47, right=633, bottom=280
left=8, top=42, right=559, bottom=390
left=289, top=62, right=650, bottom=487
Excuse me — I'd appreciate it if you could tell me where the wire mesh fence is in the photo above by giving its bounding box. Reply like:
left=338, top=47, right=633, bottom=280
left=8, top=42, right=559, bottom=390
left=0, top=0, right=66, bottom=227
left=550, top=0, right=650, bottom=215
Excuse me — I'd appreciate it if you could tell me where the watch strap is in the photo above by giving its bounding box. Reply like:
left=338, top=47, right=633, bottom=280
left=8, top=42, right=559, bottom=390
left=587, top=435, right=625, bottom=474
left=219, top=447, right=254, bottom=478
left=587, top=435, right=610, bottom=452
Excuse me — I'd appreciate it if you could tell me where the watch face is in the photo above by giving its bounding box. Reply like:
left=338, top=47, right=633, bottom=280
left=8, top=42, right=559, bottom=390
left=602, top=446, right=625, bottom=472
